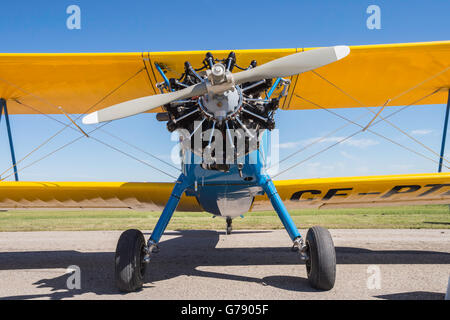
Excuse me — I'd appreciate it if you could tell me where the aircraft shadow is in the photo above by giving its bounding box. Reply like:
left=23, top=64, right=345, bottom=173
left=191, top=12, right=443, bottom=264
left=375, top=291, right=445, bottom=300
left=0, top=230, right=449, bottom=299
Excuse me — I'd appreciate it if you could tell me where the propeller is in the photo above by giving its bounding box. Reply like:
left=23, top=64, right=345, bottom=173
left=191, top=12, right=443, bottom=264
left=82, top=46, right=350, bottom=125
left=82, top=82, right=207, bottom=124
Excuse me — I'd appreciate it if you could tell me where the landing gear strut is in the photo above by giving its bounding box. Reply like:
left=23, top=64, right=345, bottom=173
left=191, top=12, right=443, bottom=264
left=114, top=173, right=337, bottom=292
left=114, top=174, right=190, bottom=292
left=226, top=217, right=232, bottom=235
left=258, top=173, right=336, bottom=291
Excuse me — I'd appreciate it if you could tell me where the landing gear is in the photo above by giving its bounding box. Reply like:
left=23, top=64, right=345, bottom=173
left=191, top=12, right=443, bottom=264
left=114, top=229, right=147, bottom=292
left=114, top=174, right=189, bottom=292
left=113, top=172, right=337, bottom=292
left=258, top=173, right=336, bottom=291
left=226, top=217, right=233, bottom=235
left=304, top=226, right=336, bottom=291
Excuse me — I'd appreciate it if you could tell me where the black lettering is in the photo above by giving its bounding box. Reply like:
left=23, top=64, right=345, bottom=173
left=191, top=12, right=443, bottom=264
left=290, top=190, right=321, bottom=201
left=323, top=188, right=352, bottom=200
left=382, top=185, right=421, bottom=198
left=418, top=184, right=450, bottom=197
left=358, top=192, right=381, bottom=195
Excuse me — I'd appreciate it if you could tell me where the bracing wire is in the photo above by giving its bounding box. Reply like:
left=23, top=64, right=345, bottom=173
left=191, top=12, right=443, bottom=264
left=269, top=88, right=442, bottom=172
left=270, top=110, right=373, bottom=169
left=97, top=128, right=181, bottom=172
left=295, top=94, right=448, bottom=169
left=0, top=68, right=180, bottom=180
left=311, top=69, right=450, bottom=164
left=271, top=93, right=448, bottom=179
left=272, top=130, right=362, bottom=178
left=0, top=67, right=146, bottom=176
left=0, top=120, right=178, bottom=181
left=5, top=99, right=181, bottom=176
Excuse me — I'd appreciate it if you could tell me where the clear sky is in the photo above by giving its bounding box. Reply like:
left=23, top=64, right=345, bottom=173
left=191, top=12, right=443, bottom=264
left=0, top=0, right=449, bottom=182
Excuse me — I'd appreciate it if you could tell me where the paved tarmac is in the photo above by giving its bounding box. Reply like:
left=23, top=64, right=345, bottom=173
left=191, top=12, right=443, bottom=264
left=0, top=229, right=449, bottom=300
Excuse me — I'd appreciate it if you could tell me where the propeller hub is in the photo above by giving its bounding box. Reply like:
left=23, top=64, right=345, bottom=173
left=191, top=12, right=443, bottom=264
left=198, top=86, right=242, bottom=122
left=211, top=63, right=226, bottom=82
left=206, top=63, right=235, bottom=95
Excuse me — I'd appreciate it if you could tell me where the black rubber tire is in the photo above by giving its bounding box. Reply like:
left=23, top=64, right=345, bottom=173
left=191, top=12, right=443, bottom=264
left=114, top=229, right=147, bottom=292
left=305, top=226, right=336, bottom=291
left=226, top=218, right=232, bottom=235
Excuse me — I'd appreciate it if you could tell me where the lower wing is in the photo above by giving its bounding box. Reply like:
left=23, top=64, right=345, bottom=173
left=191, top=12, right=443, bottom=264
left=0, top=173, right=448, bottom=211
left=256, top=172, right=450, bottom=210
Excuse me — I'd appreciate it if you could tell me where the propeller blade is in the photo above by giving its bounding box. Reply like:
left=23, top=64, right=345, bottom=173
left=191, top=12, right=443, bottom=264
left=83, top=46, right=349, bottom=124
left=82, top=82, right=207, bottom=124
left=233, top=46, right=350, bottom=84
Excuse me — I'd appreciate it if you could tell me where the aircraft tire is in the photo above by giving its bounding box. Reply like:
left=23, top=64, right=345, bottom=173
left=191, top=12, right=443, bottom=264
left=305, top=226, right=336, bottom=291
left=115, top=229, right=147, bottom=292
left=226, top=217, right=232, bottom=235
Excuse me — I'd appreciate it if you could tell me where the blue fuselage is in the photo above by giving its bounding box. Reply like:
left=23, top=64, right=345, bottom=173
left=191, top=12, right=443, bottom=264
left=182, top=137, right=267, bottom=218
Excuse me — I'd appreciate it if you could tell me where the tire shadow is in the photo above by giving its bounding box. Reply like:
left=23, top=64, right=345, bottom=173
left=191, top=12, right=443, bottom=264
left=0, top=229, right=449, bottom=299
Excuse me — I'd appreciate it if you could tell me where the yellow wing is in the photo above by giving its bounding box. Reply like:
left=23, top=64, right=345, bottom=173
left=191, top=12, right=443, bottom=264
left=0, top=181, right=201, bottom=211
left=1, top=41, right=449, bottom=116
left=285, top=41, right=450, bottom=110
left=0, top=173, right=448, bottom=211
left=254, top=173, right=450, bottom=210
left=0, top=52, right=159, bottom=114
left=0, top=50, right=297, bottom=114
left=1, top=42, right=449, bottom=212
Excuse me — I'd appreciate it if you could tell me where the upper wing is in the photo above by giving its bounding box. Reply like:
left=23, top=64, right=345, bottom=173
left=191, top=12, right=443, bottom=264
left=252, top=173, right=450, bottom=210
left=0, top=50, right=298, bottom=115
left=284, top=41, right=450, bottom=110
left=1, top=41, right=449, bottom=116
left=0, top=52, right=160, bottom=115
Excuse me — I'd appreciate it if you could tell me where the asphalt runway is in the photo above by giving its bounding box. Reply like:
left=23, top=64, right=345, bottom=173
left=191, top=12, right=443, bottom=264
left=0, top=229, right=449, bottom=300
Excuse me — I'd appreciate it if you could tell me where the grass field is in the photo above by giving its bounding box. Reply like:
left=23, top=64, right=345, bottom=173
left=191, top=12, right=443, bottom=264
left=0, top=205, right=449, bottom=232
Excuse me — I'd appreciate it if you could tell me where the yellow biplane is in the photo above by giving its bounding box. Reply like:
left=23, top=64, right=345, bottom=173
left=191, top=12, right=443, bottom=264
left=0, top=41, right=449, bottom=292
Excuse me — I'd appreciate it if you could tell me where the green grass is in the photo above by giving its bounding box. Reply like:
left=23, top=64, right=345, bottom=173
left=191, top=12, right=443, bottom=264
left=0, top=205, right=449, bottom=232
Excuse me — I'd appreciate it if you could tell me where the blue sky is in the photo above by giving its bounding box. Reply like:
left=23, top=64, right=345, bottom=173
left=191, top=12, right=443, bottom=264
left=0, top=0, right=449, bottom=182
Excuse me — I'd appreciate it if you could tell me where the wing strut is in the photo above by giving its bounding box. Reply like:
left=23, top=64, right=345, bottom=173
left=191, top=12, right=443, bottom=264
left=438, top=89, right=450, bottom=172
left=0, top=99, right=19, bottom=181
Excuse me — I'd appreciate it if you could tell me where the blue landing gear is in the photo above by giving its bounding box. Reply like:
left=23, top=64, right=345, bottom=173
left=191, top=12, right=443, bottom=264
left=114, top=174, right=190, bottom=292
left=258, top=174, right=336, bottom=291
